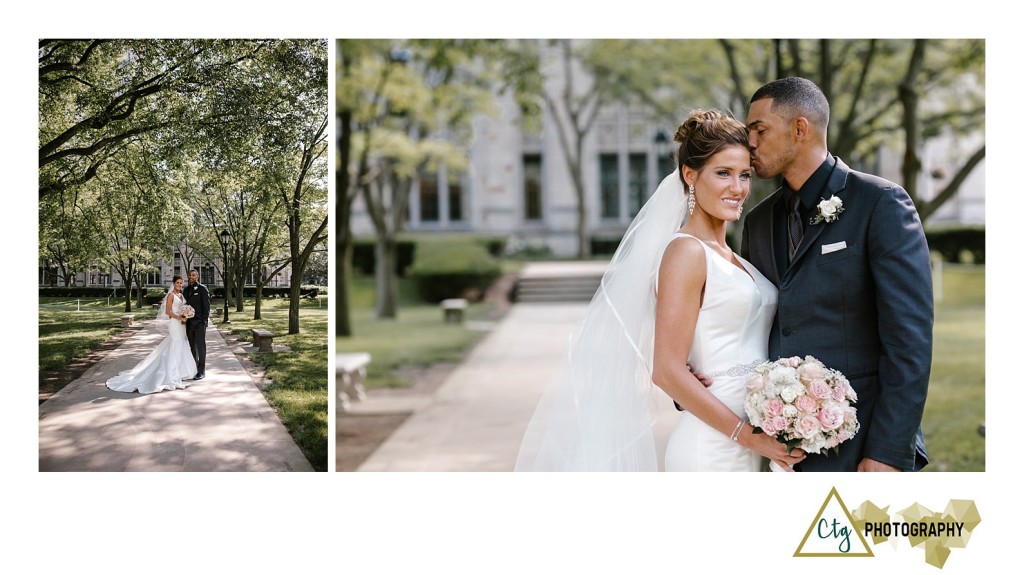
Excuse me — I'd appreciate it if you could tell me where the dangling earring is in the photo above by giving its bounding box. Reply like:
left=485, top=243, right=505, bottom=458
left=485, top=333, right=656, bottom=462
left=687, top=184, right=695, bottom=216
left=738, top=203, right=744, bottom=216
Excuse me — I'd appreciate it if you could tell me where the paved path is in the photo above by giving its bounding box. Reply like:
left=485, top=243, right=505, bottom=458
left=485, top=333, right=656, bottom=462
left=351, top=273, right=681, bottom=471
left=39, top=319, right=313, bottom=472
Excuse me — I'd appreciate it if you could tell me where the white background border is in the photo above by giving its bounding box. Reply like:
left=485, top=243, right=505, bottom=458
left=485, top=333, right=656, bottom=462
left=7, top=3, right=1008, bottom=573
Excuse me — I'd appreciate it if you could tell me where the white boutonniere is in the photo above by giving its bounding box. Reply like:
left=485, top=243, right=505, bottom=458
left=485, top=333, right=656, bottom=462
left=809, top=195, right=844, bottom=225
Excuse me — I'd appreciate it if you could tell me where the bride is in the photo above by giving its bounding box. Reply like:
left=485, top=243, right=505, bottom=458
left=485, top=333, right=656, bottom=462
left=515, top=109, right=805, bottom=471
left=106, top=274, right=198, bottom=394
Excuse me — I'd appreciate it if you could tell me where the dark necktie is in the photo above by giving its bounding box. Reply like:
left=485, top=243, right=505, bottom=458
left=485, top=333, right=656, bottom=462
left=788, top=194, right=804, bottom=262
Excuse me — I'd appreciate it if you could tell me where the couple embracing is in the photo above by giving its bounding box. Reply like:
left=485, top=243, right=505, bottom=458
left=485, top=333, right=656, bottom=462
left=106, top=269, right=211, bottom=394
left=516, top=77, right=932, bottom=473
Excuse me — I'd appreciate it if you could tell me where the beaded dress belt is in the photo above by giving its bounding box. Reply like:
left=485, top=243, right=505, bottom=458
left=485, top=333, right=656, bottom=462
left=705, top=359, right=767, bottom=379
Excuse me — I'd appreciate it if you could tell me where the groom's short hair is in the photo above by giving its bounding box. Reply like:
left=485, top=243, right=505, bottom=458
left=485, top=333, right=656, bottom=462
left=750, top=77, right=829, bottom=136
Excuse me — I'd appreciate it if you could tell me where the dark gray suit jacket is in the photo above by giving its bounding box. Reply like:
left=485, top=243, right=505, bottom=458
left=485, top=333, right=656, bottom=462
left=741, top=157, right=932, bottom=471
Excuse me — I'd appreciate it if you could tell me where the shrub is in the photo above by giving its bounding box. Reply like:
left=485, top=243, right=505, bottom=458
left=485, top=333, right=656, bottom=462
left=350, top=238, right=416, bottom=276
left=925, top=225, right=985, bottom=264
left=407, top=240, right=502, bottom=303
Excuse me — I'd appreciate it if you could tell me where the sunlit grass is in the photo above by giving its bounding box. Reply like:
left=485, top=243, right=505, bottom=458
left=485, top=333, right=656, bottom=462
left=38, top=298, right=155, bottom=372
left=221, top=296, right=328, bottom=471
left=922, top=264, right=985, bottom=472
left=338, top=274, right=496, bottom=389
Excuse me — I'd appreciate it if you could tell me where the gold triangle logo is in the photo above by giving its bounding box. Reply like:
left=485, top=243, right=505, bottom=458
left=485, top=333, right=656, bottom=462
left=794, top=487, right=874, bottom=557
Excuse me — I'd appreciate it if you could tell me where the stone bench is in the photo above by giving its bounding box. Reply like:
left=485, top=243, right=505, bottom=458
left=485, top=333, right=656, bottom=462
left=337, top=352, right=371, bottom=412
left=251, top=328, right=275, bottom=352
left=120, top=314, right=135, bottom=328
left=441, top=298, right=468, bottom=323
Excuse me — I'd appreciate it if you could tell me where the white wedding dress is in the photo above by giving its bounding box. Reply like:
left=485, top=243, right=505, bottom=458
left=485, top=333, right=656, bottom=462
left=105, top=292, right=198, bottom=394
left=663, top=234, right=777, bottom=471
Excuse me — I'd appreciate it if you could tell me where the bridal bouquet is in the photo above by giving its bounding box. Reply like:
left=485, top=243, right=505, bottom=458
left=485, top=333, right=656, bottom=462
left=744, top=356, right=859, bottom=459
left=180, top=305, right=195, bottom=321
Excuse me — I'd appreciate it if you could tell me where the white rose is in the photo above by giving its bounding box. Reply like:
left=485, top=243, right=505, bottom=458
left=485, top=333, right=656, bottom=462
left=780, top=384, right=800, bottom=403
left=783, top=404, right=799, bottom=418
left=770, top=366, right=798, bottom=386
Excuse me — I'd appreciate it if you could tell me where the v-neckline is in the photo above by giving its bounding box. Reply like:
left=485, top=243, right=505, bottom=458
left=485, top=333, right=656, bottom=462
left=676, top=233, right=757, bottom=285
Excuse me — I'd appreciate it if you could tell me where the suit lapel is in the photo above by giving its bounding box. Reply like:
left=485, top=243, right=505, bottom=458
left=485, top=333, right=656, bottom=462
left=783, top=158, right=850, bottom=279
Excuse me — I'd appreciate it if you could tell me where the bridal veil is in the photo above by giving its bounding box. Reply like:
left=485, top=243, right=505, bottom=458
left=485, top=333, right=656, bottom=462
left=514, top=170, right=686, bottom=471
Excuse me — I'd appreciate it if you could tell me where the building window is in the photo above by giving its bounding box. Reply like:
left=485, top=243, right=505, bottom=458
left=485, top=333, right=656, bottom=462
left=449, top=180, right=464, bottom=222
left=600, top=154, right=620, bottom=219
left=419, top=173, right=439, bottom=222
left=628, top=153, right=647, bottom=217
left=145, top=268, right=162, bottom=285
left=658, top=154, right=675, bottom=182
left=202, top=264, right=214, bottom=286
left=523, top=154, right=543, bottom=221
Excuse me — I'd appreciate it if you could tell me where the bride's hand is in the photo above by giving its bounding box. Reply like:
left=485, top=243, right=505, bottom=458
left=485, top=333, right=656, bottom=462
left=743, top=428, right=806, bottom=470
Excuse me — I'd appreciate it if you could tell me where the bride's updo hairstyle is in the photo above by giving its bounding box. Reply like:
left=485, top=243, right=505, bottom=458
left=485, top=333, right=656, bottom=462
left=172, top=274, right=183, bottom=284
left=674, top=109, right=749, bottom=184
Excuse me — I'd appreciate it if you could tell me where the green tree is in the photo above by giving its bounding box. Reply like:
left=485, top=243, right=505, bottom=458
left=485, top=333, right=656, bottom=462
left=91, top=141, right=190, bottom=311
left=714, top=39, right=985, bottom=221
left=38, top=39, right=267, bottom=200
left=337, top=39, right=529, bottom=322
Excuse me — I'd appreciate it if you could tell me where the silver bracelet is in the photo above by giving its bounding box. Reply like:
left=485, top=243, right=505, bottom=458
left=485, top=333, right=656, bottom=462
left=729, top=420, right=744, bottom=442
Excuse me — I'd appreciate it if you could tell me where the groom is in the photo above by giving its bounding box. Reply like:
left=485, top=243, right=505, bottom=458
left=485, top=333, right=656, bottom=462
left=184, top=268, right=211, bottom=381
left=741, top=77, right=933, bottom=472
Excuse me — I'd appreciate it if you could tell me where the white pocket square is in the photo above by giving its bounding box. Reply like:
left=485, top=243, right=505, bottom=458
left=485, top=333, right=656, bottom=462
left=821, top=241, right=847, bottom=255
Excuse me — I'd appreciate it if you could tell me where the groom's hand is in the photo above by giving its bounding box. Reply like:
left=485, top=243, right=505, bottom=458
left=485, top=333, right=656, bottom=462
left=689, top=365, right=713, bottom=388
left=857, top=458, right=901, bottom=472
left=674, top=366, right=714, bottom=411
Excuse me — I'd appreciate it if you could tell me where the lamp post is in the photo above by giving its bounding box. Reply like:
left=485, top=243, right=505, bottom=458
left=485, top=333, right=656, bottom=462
left=219, top=229, right=231, bottom=324
left=654, top=128, right=672, bottom=175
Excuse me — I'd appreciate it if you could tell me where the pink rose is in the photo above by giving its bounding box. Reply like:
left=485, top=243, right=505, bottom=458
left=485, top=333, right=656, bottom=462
left=795, top=394, right=818, bottom=413
left=837, top=429, right=852, bottom=443
left=763, top=415, right=787, bottom=436
left=817, top=403, right=845, bottom=431
left=832, top=384, right=847, bottom=402
left=796, top=415, right=822, bottom=439
left=827, top=436, right=840, bottom=448
left=747, top=373, right=767, bottom=392
left=784, top=356, right=802, bottom=368
left=809, top=380, right=831, bottom=399
left=764, top=398, right=785, bottom=418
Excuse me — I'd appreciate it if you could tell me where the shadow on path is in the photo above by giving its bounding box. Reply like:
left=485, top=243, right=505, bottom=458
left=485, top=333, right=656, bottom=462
left=39, top=320, right=313, bottom=471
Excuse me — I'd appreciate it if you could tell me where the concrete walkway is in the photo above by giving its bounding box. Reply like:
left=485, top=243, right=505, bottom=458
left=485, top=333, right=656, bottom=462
left=39, top=319, right=313, bottom=472
left=352, top=262, right=681, bottom=471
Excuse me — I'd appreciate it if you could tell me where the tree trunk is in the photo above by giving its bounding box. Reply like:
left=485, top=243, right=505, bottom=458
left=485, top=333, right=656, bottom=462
left=233, top=261, right=245, bottom=313
left=253, top=279, right=263, bottom=320
left=288, top=282, right=301, bottom=335
left=337, top=55, right=356, bottom=337
left=123, top=281, right=133, bottom=312
left=336, top=233, right=354, bottom=337
left=374, top=232, right=399, bottom=319
left=899, top=40, right=927, bottom=204
left=121, top=266, right=134, bottom=312
left=135, top=271, right=145, bottom=310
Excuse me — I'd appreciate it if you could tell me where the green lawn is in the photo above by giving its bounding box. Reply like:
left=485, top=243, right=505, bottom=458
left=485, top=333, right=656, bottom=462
left=922, top=264, right=985, bottom=472
left=39, top=297, right=154, bottom=373
left=339, top=274, right=498, bottom=389
left=220, top=296, right=328, bottom=471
